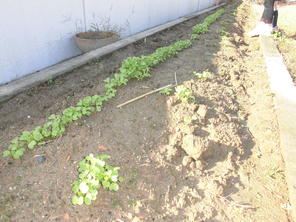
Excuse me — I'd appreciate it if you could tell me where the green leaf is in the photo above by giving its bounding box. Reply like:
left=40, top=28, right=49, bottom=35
left=78, top=162, right=88, bottom=172
left=98, top=155, right=111, bottom=161
left=42, top=123, right=52, bottom=137
left=96, top=159, right=105, bottom=167
left=71, top=196, right=78, bottom=205
left=109, top=183, right=119, bottom=191
left=102, top=180, right=110, bottom=188
left=72, top=184, right=79, bottom=193
left=48, top=114, right=60, bottom=120
left=84, top=196, right=92, bottom=205
left=79, top=182, right=89, bottom=194
left=12, top=148, right=25, bottom=159
left=3, top=150, right=11, bottom=158
left=11, top=137, right=19, bottom=144
left=78, top=171, right=88, bottom=179
left=89, top=190, right=98, bottom=200
left=8, top=144, right=18, bottom=151
left=118, top=177, right=124, bottom=182
left=72, top=195, right=84, bottom=205
left=28, top=140, right=37, bottom=150
left=33, top=130, right=43, bottom=141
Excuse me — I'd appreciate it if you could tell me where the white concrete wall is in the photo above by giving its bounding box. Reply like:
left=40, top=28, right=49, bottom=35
left=0, top=0, right=215, bottom=85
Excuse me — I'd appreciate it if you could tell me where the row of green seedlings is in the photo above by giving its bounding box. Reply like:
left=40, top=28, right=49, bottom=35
left=3, top=8, right=225, bottom=160
left=191, top=8, right=225, bottom=40
left=72, top=154, right=124, bottom=205
left=3, top=40, right=191, bottom=159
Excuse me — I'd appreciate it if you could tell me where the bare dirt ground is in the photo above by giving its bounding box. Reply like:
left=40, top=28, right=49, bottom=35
left=0, top=1, right=292, bottom=222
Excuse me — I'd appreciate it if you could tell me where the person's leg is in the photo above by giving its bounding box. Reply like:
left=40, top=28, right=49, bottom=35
left=249, top=0, right=276, bottom=36
left=272, top=10, right=278, bottom=28
left=272, top=1, right=279, bottom=31
left=261, top=0, right=276, bottom=23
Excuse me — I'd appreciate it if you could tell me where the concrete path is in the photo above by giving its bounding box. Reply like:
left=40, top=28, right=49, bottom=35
left=261, top=36, right=296, bottom=221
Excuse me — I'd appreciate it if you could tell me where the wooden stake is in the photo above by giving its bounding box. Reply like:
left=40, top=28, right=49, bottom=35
left=117, top=84, right=174, bottom=108
left=174, top=72, right=178, bottom=85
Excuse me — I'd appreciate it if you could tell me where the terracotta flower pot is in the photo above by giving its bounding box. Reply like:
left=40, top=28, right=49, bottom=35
left=74, top=31, right=120, bottom=53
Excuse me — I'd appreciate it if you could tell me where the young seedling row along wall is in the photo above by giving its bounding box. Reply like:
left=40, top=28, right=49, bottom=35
left=3, top=9, right=225, bottom=161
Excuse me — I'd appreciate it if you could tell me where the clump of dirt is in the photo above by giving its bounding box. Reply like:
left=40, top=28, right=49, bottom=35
left=165, top=79, right=244, bottom=164
left=152, top=77, right=247, bottom=221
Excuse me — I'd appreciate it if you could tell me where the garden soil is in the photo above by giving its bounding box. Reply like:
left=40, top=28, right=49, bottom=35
left=0, top=1, right=292, bottom=222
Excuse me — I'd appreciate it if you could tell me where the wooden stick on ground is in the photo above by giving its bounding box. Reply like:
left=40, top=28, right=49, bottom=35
left=117, top=84, right=174, bottom=108
left=174, top=72, right=178, bottom=85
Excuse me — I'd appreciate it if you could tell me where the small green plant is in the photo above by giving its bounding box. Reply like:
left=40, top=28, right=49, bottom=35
left=47, top=78, right=55, bottom=85
left=160, top=88, right=173, bottom=96
left=272, top=31, right=285, bottom=42
left=194, top=70, right=213, bottom=81
left=128, top=199, right=137, bottom=207
left=192, top=23, right=209, bottom=35
left=232, top=9, right=238, bottom=16
left=175, top=85, right=195, bottom=102
left=267, top=167, right=285, bottom=179
left=71, top=154, right=124, bottom=205
left=190, top=34, right=200, bottom=40
left=88, top=17, right=127, bottom=36
left=2, top=95, right=105, bottom=159
left=192, top=9, right=225, bottom=35
left=219, top=19, right=231, bottom=25
left=219, top=28, right=230, bottom=37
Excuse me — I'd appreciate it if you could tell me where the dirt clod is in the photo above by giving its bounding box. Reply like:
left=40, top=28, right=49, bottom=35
left=182, top=135, right=210, bottom=160
left=196, top=104, right=208, bottom=119
left=182, top=156, right=193, bottom=166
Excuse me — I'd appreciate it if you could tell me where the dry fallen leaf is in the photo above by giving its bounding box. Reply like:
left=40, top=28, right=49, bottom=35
left=65, top=155, right=71, bottom=162
left=98, top=145, right=107, bottom=151
left=63, top=213, right=70, bottom=220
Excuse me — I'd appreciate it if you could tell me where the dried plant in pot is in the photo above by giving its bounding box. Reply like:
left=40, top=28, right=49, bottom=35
left=74, top=23, right=120, bottom=53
